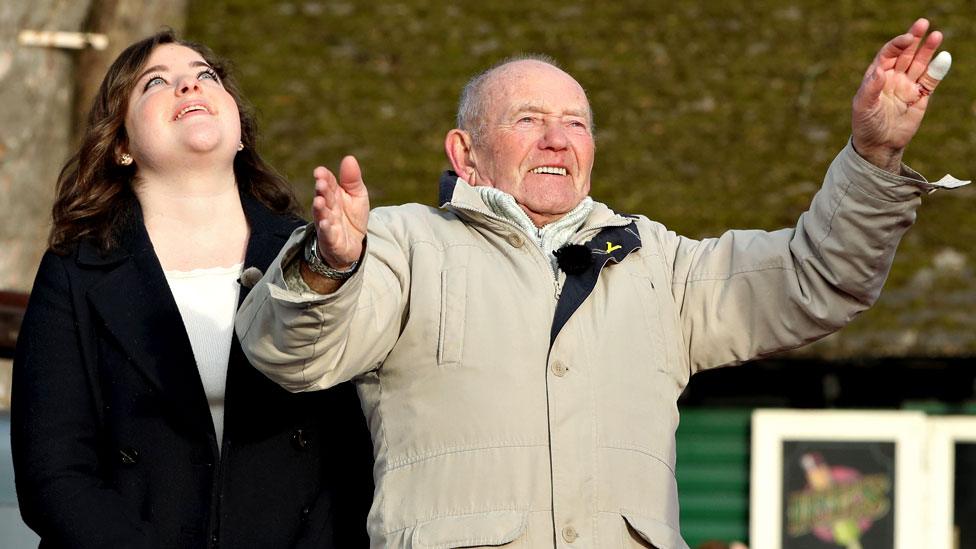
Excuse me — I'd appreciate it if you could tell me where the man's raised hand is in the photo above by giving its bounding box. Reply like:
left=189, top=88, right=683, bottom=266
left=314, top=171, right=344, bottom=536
left=852, top=18, right=952, bottom=173
left=311, top=155, right=369, bottom=270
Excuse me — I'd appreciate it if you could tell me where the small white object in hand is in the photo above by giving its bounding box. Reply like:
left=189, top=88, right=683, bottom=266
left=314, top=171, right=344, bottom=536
left=926, top=51, right=952, bottom=81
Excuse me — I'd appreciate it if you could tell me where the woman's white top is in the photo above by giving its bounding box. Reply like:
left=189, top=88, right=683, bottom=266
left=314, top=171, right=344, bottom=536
left=164, top=263, right=242, bottom=451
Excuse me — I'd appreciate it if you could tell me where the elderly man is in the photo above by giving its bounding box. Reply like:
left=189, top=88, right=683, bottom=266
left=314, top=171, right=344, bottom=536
left=237, top=19, right=962, bottom=548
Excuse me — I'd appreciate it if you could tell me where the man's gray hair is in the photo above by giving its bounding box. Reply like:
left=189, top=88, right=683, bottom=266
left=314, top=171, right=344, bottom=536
left=457, top=53, right=581, bottom=144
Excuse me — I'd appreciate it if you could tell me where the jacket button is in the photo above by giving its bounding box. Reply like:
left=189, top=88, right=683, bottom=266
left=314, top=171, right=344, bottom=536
left=562, top=525, right=578, bottom=543
left=300, top=505, right=311, bottom=523
left=551, top=361, right=568, bottom=377
left=291, top=429, right=310, bottom=451
left=119, top=447, right=140, bottom=466
left=506, top=233, right=524, bottom=248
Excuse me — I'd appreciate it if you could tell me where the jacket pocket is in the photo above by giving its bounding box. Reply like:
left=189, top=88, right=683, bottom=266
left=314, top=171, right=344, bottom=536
left=627, top=272, right=672, bottom=369
left=621, top=513, right=685, bottom=549
left=411, top=510, right=527, bottom=548
left=112, top=461, right=152, bottom=521
left=437, top=267, right=467, bottom=366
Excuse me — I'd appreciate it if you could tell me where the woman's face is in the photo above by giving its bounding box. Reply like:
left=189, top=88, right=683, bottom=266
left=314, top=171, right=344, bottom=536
left=123, top=43, right=241, bottom=172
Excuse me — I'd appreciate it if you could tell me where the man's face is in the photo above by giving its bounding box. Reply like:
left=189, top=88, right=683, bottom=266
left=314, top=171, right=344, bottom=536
left=469, top=61, right=595, bottom=226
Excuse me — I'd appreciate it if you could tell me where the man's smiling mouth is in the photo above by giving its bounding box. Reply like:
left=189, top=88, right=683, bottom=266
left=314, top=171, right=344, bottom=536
left=530, top=166, right=567, bottom=176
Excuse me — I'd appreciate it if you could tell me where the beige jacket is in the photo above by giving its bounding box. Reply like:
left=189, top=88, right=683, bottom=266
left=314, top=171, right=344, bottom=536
left=237, top=143, right=934, bottom=548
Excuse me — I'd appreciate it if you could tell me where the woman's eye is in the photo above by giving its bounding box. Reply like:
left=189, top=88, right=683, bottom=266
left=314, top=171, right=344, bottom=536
left=199, top=68, right=220, bottom=83
left=517, top=116, right=537, bottom=125
left=144, top=76, right=166, bottom=90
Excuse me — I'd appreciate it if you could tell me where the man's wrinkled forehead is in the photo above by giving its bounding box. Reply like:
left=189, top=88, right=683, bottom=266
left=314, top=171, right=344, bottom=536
left=484, top=61, right=592, bottom=121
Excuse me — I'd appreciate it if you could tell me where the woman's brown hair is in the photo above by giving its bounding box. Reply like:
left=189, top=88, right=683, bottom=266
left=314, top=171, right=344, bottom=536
left=49, top=29, right=300, bottom=253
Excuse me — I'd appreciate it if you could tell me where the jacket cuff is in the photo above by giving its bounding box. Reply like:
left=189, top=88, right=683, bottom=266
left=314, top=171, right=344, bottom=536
left=842, top=138, right=969, bottom=199
left=268, top=224, right=367, bottom=306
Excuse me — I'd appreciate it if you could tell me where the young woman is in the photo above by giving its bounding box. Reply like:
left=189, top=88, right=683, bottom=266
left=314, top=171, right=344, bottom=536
left=11, top=30, right=373, bottom=548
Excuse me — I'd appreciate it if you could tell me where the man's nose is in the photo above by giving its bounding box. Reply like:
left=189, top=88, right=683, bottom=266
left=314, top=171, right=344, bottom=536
left=175, top=75, right=201, bottom=95
left=539, top=120, right=569, bottom=150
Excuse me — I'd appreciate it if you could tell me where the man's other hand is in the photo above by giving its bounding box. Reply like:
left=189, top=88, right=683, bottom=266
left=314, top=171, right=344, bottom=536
left=311, top=155, right=369, bottom=270
left=852, top=18, right=951, bottom=173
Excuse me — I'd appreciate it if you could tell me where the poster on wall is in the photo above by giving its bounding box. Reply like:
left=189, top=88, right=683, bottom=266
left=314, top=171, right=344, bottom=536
left=781, top=440, right=895, bottom=548
left=750, top=410, right=927, bottom=549
left=927, top=418, right=976, bottom=549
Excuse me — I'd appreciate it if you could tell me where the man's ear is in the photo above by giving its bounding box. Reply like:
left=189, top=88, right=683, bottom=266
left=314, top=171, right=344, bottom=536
left=444, top=129, right=478, bottom=183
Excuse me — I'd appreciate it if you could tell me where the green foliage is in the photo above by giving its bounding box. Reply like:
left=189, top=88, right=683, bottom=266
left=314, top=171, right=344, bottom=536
left=187, top=0, right=976, bottom=356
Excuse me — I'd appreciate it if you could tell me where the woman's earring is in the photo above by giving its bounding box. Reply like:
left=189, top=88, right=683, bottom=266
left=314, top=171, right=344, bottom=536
left=237, top=141, right=244, bottom=151
left=118, top=153, right=133, bottom=166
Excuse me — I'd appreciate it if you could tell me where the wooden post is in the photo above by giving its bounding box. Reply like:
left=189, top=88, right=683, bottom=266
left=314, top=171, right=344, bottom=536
left=0, top=0, right=94, bottom=293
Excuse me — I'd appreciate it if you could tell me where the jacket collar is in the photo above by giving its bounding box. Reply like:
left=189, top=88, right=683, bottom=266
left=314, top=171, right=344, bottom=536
left=437, top=170, right=632, bottom=234
left=79, top=193, right=299, bottom=438
left=76, top=194, right=296, bottom=269
left=237, top=193, right=301, bottom=303
left=436, top=172, right=643, bottom=347
left=438, top=170, right=460, bottom=207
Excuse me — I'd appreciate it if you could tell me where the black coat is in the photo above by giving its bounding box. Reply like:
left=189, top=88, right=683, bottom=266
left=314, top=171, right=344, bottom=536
left=11, top=195, right=373, bottom=548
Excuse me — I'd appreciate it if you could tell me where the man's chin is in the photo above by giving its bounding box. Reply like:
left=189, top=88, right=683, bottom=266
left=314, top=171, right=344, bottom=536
left=520, top=198, right=585, bottom=225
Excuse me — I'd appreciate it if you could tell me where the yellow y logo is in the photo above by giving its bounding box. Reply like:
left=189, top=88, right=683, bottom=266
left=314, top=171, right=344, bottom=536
left=605, top=242, right=622, bottom=253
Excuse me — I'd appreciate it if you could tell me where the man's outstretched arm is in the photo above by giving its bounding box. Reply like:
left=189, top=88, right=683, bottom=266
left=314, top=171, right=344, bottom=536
left=670, top=18, right=961, bottom=373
